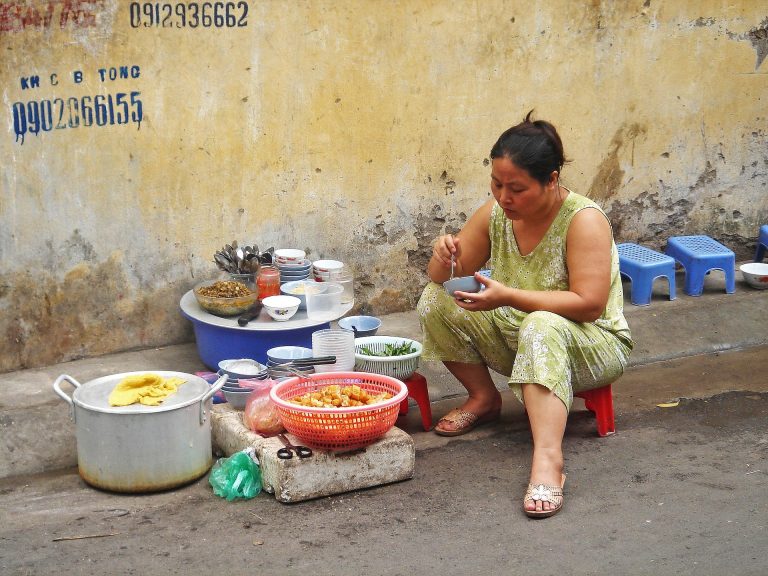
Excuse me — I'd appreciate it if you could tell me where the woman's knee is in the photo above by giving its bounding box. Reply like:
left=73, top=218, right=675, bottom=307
left=519, top=311, right=569, bottom=342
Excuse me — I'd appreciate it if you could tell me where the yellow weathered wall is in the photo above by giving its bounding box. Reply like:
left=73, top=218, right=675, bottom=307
left=1, top=0, right=766, bottom=371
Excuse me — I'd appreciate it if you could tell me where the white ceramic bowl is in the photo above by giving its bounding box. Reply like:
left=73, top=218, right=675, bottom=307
left=740, top=262, right=768, bottom=289
left=275, top=249, right=306, bottom=263
left=312, top=259, right=344, bottom=273
left=262, top=295, right=301, bottom=321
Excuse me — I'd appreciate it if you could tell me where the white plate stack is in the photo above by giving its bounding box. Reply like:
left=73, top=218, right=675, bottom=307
left=311, top=329, right=355, bottom=372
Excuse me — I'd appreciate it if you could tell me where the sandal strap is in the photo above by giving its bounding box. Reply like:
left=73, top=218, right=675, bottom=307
left=437, top=409, right=479, bottom=429
left=524, top=482, right=564, bottom=505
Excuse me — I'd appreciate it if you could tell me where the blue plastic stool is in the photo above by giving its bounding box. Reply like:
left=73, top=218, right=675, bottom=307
left=755, top=225, right=768, bottom=262
left=664, top=235, right=735, bottom=296
left=617, top=243, right=677, bottom=306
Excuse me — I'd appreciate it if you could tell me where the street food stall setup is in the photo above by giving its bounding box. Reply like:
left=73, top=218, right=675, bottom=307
left=54, top=242, right=425, bottom=502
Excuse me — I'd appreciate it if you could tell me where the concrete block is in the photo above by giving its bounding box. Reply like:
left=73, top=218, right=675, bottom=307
left=210, top=404, right=415, bottom=503
left=0, top=368, right=79, bottom=478
left=210, top=403, right=267, bottom=457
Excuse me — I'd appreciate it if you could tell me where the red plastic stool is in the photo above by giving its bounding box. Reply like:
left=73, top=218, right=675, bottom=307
left=399, top=372, right=433, bottom=431
left=574, top=384, right=615, bottom=437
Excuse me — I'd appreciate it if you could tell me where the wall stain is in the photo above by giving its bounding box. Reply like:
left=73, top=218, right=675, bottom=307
left=608, top=156, right=757, bottom=260
left=606, top=190, right=693, bottom=249
left=407, top=204, right=466, bottom=278
left=0, top=254, right=192, bottom=373
left=588, top=123, right=647, bottom=202
left=690, top=161, right=717, bottom=192
left=727, top=17, right=768, bottom=70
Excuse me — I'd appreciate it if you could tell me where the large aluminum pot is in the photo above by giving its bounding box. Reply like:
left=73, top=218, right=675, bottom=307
left=53, top=371, right=226, bottom=493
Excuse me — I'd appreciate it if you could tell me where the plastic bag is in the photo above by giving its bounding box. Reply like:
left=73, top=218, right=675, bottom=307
left=208, top=448, right=262, bottom=501
left=242, top=379, right=285, bottom=435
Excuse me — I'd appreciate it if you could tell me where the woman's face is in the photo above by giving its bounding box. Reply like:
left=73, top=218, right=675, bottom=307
left=490, top=157, right=554, bottom=221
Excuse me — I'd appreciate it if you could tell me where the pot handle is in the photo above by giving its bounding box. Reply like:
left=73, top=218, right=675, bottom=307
left=199, top=374, right=227, bottom=425
left=53, top=374, right=82, bottom=422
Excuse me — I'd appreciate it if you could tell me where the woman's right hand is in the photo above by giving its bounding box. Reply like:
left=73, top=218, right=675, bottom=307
left=432, top=234, right=460, bottom=269
left=427, top=234, right=461, bottom=283
left=426, top=199, right=494, bottom=283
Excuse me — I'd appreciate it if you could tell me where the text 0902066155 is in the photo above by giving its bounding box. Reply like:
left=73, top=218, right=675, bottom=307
left=11, top=91, right=143, bottom=144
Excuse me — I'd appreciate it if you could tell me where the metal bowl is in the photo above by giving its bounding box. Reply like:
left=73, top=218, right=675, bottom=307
left=223, top=388, right=251, bottom=409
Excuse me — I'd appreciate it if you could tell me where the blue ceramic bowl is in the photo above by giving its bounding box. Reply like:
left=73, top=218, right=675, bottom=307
left=444, top=270, right=491, bottom=297
left=444, top=276, right=481, bottom=296
left=338, top=315, right=382, bottom=337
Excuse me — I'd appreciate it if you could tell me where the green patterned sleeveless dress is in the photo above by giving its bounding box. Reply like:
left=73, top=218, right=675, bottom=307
left=417, top=191, right=633, bottom=410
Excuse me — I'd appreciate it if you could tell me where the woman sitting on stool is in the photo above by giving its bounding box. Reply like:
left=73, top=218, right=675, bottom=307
left=417, top=111, right=633, bottom=518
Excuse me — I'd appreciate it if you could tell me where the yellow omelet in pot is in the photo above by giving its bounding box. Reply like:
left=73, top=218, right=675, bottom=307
left=108, top=374, right=186, bottom=407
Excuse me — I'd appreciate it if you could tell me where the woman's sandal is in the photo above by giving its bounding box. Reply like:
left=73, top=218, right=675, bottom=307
left=523, top=474, right=566, bottom=519
left=433, top=407, right=501, bottom=437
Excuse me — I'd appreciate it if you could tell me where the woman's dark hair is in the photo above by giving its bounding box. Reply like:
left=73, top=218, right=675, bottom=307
left=489, top=110, right=568, bottom=185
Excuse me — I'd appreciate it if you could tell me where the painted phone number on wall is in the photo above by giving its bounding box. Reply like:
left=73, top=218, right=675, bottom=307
left=11, top=92, right=143, bottom=145
left=129, top=1, right=248, bottom=28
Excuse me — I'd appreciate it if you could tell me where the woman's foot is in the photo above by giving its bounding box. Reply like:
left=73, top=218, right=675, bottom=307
left=523, top=449, right=565, bottom=517
left=523, top=474, right=565, bottom=518
left=434, top=393, right=502, bottom=436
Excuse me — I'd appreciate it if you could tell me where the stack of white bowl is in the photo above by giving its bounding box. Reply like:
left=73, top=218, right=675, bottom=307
left=311, top=329, right=355, bottom=372
left=275, top=249, right=311, bottom=283
left=312, top=259, right=344, bottom=282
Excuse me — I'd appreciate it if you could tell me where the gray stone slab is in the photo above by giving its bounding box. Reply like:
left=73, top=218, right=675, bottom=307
left=210, top=404, right=415, bottom=503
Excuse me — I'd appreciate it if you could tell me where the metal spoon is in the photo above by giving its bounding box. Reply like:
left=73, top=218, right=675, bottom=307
left=214, top=252, right=232, bottom=272
left=450, top=253, right=456, bottom=280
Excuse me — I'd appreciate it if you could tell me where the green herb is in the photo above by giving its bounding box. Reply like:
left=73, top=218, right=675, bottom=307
left=360, top=341, right=416, bottom=357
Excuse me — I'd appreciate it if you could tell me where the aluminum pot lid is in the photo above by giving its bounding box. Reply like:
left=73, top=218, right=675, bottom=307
left=72, top=371, right=213, bottom=414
